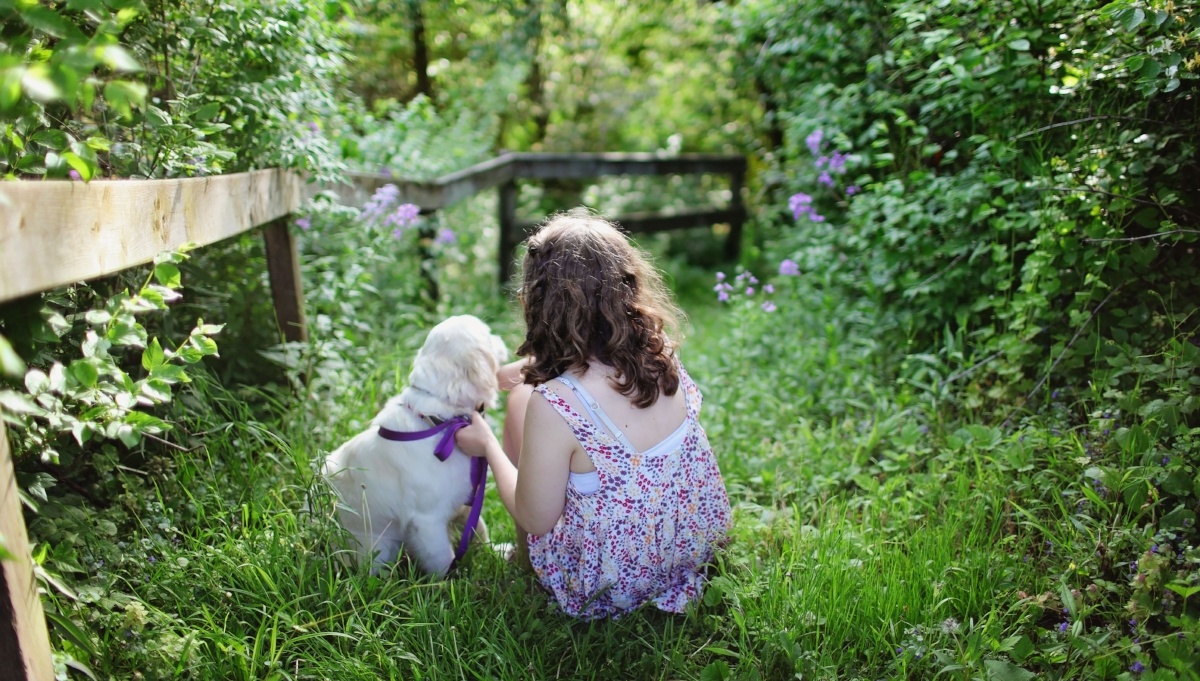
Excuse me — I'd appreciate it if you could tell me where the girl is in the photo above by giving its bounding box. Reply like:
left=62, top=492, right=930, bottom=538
left=455, top=210, right=731, bottom=619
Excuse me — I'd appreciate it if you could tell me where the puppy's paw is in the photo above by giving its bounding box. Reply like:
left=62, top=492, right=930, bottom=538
left=490, top=541, right=516, bottom=562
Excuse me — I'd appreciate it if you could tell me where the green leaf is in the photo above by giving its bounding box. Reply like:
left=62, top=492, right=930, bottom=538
left=116, top=424, right=140, bottom=447
left=24, top=368, right=49, bottom=394
left=102, top=80, right=147, bottom=119
left=124, top=411, right=168, bottom=432
left=141, top=337, right=164, bottom=371
left=1007, top=39, right=1031, bottom=51
left=42, top=610, right=97, bottom=659
left=153, top=263, right=181, bottom=288
left=192, top=336, right=218, bottom=357
left=984, top=659, right=1036, bottom=681
left=22, top=64, right=62, bottom=102
left=193, top=101, right=221, bottom=121
left=140, top=379, right=172, bottom=402
left=1119, top=7, right=1146, bottom=31
left=67, top=360, right=99, bottom=388
left=1164, top=583, right=1200, bottom=599
left=699, top=661, right=731, bottom=681
left=97, top=44, right=141, bottom=72
left=149, top=364, right=188, bottom=383
left=0, top=66, right=23, bottom=110
left=60, top=151, right=93, bottom=181
left=19, top=6, right=79, bottom=39
left=0, top=389, right=41, bottom=415
left=0, top=334, right=25, bottom=378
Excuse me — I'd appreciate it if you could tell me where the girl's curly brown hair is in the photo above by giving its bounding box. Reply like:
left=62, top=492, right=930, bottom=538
left=517, top=210, right=683, bottom=408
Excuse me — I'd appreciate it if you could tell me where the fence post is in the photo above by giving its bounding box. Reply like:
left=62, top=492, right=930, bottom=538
left=1, top=422, right=55, bottom=681
left=262, top=217, right=308, bottom=343
left=498, top=180, right=518, bottom=287
left=725, top=165, right=746, bottom=262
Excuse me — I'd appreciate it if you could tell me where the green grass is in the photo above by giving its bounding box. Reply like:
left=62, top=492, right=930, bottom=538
left=26, top=217, right=1198, bottom=680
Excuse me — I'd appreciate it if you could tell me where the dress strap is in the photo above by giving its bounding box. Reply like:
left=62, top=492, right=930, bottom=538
left=555, top=374, right=633, bottom=449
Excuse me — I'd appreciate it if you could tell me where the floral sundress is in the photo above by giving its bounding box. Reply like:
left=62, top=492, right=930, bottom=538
left=526, top=360, right=731, bottom=619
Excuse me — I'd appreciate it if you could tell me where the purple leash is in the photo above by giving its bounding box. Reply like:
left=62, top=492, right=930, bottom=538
left=377, top=415, right=488, bottom=569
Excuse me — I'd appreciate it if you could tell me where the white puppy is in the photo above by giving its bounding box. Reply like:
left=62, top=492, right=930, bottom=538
left=323, top=315, right=508, bottom=575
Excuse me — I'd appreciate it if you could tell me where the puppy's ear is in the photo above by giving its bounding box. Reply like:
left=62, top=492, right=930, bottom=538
left=452, top=340, right=501, bottom=410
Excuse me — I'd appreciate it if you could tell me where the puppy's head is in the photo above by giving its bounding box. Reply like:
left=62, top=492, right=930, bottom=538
left=408, top=315, right=509, bottom=412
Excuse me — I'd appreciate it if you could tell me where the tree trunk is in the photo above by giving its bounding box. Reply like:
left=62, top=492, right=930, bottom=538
left=409, top=0, right=434, bottom=101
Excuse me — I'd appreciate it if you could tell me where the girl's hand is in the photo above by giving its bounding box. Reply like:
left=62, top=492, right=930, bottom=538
left=455, top=412, right=500, bottom=458
left=497, top=357, right=533, bottom=391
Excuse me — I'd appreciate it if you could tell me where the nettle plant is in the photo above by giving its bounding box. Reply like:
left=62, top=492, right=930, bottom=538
left=0, top=248, right=221, bottom=467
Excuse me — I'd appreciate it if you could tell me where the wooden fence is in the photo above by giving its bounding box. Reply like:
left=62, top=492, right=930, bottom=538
left=0, top=151, right=745, bottom=679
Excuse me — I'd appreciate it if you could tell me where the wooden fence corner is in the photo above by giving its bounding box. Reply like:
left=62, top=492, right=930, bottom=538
left=1, top=422, right=55, bottom=681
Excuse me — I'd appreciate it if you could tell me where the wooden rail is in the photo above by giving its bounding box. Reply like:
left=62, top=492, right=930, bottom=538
left=0, top=151, right=745, bottom=678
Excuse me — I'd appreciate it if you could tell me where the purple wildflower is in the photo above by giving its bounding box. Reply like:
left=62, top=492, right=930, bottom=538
left=386, top=203, right=421, bottom=236
left=789, top=193, right=813, bottom=219
left=818, top=171, right=834, bottom=187
left=68, top=169, right=81, bottom=181
left=846, top=185, right=860, bottom=196
left=827, top=151, right=849, bottom=174
left=745, top=287, right=755, bottom=296
left=716, top=272, right=726, bottom=282
left=764, top=284, right=775, bottom=294
left=391, top=203, right=420, bottom=224
left=1130, top=661, right=1144, bottom=674
left=779, top=259, right=800, bottom=277
left=789, top=193, right=825, bottom=222
left=435, top=228, right=456, bottom=245
left=307, top=121, right=320, bottom=132
left=806, top=129, right=823, bottom=156
left=361, top=184, right=402, bottom=223
left=717, top=291, right=729, bottom=303
left=761, top=301, right=776, bottom=313
left=295, top=217, right=312, bottom=230
left=1058, top=621, right=1069, bottom=633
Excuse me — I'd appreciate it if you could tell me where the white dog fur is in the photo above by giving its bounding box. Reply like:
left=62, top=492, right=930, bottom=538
left=322, top=315, right=508, bottom=576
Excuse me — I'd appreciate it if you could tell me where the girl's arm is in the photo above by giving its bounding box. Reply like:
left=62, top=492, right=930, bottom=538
left=454, top=394, right=573, bottom=535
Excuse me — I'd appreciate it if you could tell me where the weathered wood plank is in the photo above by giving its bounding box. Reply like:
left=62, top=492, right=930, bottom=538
left=0, top=169, right=304, bottom=304
left=0, top=422, right=55, bottom=681
left=511, top=153, right=746, bottom=180
left=328, top=153, right=742, bottom=210
left=514, top=207, right=746, bottom=239
left=262, top=218, right=308, bottom=342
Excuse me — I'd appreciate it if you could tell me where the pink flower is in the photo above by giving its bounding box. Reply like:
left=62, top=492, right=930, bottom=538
left=68, top=169, right=81, bottom=181
left=761, top=301, right=776, bottom=313
left=779, top=259, right=800, bottom=276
